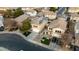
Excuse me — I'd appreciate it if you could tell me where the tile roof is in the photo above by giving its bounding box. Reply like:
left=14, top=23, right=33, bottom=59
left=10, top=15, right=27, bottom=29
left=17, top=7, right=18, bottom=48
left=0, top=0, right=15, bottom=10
left=49, top=18, right=67, bottom=30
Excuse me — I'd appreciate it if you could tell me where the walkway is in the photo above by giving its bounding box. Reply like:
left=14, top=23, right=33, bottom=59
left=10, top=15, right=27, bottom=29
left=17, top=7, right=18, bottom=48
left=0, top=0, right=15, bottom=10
left=26, top=31, right=39, bottom=40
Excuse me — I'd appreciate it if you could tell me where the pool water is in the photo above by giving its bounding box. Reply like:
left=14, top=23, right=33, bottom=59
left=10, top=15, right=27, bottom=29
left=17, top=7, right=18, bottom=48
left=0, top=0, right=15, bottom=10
left=0, top=33, right=51, bottom=51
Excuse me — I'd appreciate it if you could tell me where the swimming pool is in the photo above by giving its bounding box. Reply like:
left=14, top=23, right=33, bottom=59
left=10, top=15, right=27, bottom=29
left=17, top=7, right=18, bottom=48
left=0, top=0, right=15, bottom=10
left=0, top=33, right=51, bottom=51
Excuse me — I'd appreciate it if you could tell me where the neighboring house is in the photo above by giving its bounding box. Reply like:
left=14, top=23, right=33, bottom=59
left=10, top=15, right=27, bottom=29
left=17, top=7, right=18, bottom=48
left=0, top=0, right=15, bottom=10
left=0, top=7, right=11, bottom=11
left=43, top=7, right=50, bottom=10
left=25, top=10, right=37, bottom=16
left=68, top=7, right=79, bottom=13
left=31, top=16, right=48, bottom=33
left=0, top=7, right=7, bottom=11
left=75, top=22, right=79, bottom=35
left=14, top=14, right=29, bottom=26
left=74, top=22, right=79, bottom=46
left=40, top=10, right=56, bottom=20
left=4, top=19, right=18, bottom=31
left=0, top=7, right=35, bottom=11
left=0, top=7, right=17, bottom=11
left=0, top=15, right=4, bottom=31
left=44, top=18, right=67, bottom=38
left=22, top=7, right=34, bottom=11
left=22, top=7, right=44, bottom=12
left=70, top=13, right=79, bottom=22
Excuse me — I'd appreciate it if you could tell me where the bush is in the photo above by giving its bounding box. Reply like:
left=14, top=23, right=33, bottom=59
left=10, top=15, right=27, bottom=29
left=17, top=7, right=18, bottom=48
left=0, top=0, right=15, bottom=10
left=41, top=37, right=50, bottom=45
left=13, top=8, right=24, bottom=18
left=49, top=7, right=58, bottom=12
left=4, top=9, right=13, bottom=18
left=4, top=8, right=24, bottom=18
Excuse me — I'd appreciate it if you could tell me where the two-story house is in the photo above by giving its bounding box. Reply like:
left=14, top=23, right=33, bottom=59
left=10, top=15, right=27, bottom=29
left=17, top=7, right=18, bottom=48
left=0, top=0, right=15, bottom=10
left=43, top=17, right=67, bottom=38
left=31, top=16, right=48, bottom=33
left=25, top=9, right=37, bottom=16
left=70, top=13, right=79, bottom=22
left=41, top=9, right=56, bottom=20
left=68, top=7, right=79, bottom=13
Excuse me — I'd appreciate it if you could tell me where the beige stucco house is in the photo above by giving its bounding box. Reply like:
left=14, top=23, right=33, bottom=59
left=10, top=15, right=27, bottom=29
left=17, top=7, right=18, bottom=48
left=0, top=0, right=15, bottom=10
left=0, top=7, right=18, bottom=11
left=70, top=13, right=79, bottom=22
left=25, top=9, right=37, bottom=16
left=44, top=17, right=67, bottom=38
left=14, top=14, right=29, bottom=26
left=0, top=7, right=37, bottom=11
left=41, top=9, right=56, bottom=20
left=68, top=7, right=79, bottom=13
left=31, top=16, right=48, bottom=33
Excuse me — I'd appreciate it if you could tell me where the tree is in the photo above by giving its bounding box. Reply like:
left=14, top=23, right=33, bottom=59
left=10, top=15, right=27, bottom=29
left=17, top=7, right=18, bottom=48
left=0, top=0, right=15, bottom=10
left=49, top=7, right=58, bottom=12
left=13, top=7, right=24, bottom=18
left=5, top=9, right=13, bottom=18
left=20, top=19, right=31, bottom=33
left=5, top=8, right=24, bottom=18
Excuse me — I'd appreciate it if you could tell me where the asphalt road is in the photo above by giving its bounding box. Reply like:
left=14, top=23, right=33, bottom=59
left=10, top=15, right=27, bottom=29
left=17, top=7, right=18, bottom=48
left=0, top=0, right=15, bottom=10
left=0, top=33, right=51, bottom=51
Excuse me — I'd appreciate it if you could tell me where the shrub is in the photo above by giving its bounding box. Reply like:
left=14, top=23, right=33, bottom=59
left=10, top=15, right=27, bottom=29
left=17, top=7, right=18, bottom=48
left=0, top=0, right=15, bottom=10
left=41, top=37, right=50, bottom=45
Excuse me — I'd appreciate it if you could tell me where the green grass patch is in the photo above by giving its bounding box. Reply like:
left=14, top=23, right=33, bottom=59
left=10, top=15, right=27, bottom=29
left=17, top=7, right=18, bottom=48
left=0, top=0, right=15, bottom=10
left=41, top=37, right=50, bottom=45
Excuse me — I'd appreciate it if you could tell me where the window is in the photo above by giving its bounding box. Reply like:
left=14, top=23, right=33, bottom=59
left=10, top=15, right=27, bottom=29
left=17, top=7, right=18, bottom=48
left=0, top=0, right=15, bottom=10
left=33, top=25, right=38, bottom=28
left=73, top=20, right=76, bottom=22
left=49, top=28, right=52, bottom=30
left=55, top=30, right=61, bottom=33
left=49, top=31, right=52, bottom=34
left=46, top=32, right=48, bottom=35
left=48, top=22, right=51, bottom=24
